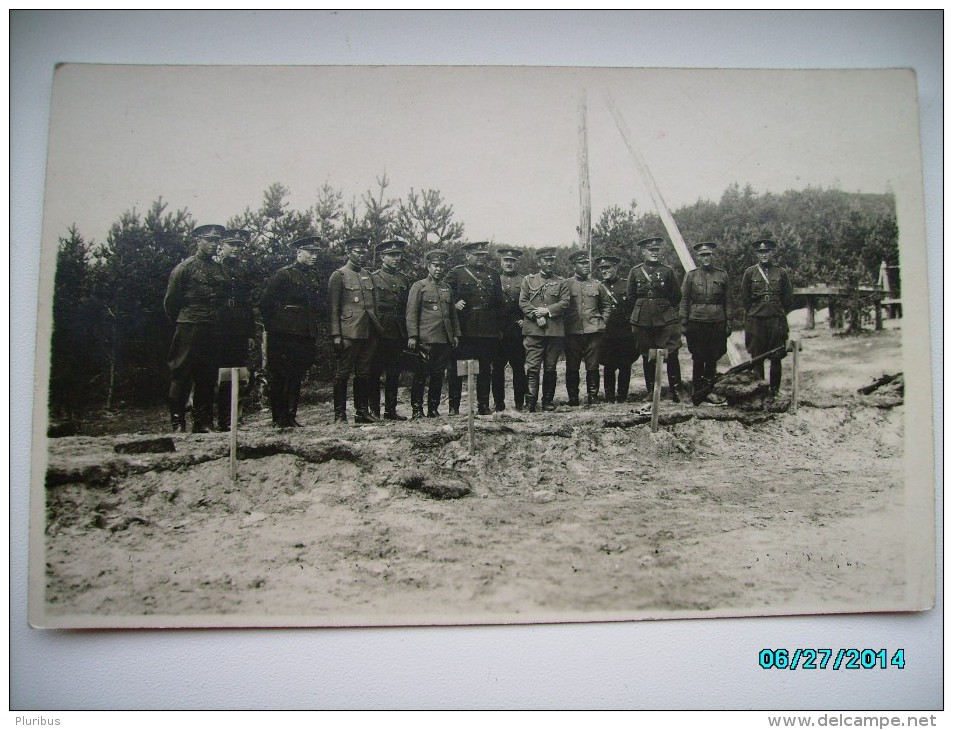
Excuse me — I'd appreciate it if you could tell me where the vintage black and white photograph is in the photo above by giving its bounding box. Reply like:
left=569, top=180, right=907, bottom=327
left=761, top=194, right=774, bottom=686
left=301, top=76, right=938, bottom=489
left=28, top=63, right=934, bottom=630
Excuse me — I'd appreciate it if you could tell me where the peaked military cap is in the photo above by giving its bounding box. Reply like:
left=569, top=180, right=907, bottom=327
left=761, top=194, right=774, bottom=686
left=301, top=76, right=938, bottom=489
left=222, top=229, right=251, bottom=245
left=596, top=255, right=621, bottom=267
left=344, top=236, right=371, bottom=250
left=752, top=239, right=776, bottom=252
left=535, top=247, right=558, bottom=259
left=496, top=247, right=523, bottom=260
left=425, top=249, right=450, bottom=264
left=569, top=250, right=591, bottom=263
left=193, top=224, right=227, bottom=239
left=376, top=239, right=406, bottom=256
left=462, top=241, right=490, bottom=254
left=637, top=237, right=664, bottom=250
left=293, top=235, right=324, bottom=252
left=693, top=241, right=716, bottom=254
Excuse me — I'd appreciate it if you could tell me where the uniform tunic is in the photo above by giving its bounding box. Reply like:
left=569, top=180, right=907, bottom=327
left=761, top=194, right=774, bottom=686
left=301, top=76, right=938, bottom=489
left=741, top=262, right=793, bottom=361
left=564, top=276, right=612, bottom=371
left=519, top=272, right=570, bottom=372
left=627, top=261, right=682, bottom=356
left=261, top=262, right=322, bottom=377
left=329, top=262, right=379, bottom=379
left=370, top=266, right=410, bottom=380
left=164, top=254, right=230, bottom=421
left=679, top=265, right=730, bottom=362
left=598, top=275, right=638, bottom=367
left=492, top=271, right=527, bottom=407
left=406, top=275, right=461, bottom=374
left=218, top=256, right=256, bottom=367
left=444, top=263, right=502, bottom=360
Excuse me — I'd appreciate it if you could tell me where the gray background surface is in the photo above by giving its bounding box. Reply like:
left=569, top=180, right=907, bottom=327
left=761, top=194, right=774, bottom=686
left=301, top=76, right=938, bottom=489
left=11, top=10, right=942, bottom=709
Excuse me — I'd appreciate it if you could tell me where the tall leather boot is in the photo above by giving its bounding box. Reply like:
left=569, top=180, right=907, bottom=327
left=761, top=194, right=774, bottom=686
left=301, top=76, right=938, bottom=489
left=354, top=377, right=378, bottom=424
left=216, top=385, right=230, bottom=431
left=269, top=372, right=288, bottom=427
left=586, top=370, right=601, bottom=405
left=169, top=383, right=188, bottom=433
left=427, top=372, right=444, bottom=417
left=769, top=359, right=782, bottom=395
left=513, top=364, right=527, bottom=411
left=753, top=359, right=766, bottom=381
left=332, top=378, right=348, bottom=423
left=447, top=367, right=461, bottom=415
left=491, top=360, right=506, bottom=411
left=603, top=368, right=616, bottom=403
left=541, top=371, right=557, bottom=411
left=667, top=351, right=683, bottom=403
left=642, top=359, right=656, bottom=398
left=286, top=376, right=302, bottom=427
left=410, top=376, right=426, bottom=419
left=476, top=372, right=492, bottom=415
left=691, top=359, right=705, bottom=399
left=384, top=370, right=407, bottom=420
left=368, top=372, right=383, bottom=419
left=565, top=370, right=580, bottom=406
left=617, top=366, right=631, bottom=403
left=525, top=370, right=540, bottom=413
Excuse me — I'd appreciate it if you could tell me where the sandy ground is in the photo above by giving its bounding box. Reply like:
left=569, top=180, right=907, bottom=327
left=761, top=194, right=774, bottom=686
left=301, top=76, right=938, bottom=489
left=38, top=318, right=911, bottom=627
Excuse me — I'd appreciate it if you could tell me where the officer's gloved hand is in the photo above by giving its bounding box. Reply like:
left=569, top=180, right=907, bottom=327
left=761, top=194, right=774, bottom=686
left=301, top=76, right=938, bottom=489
left=332, top=336, right=343, bottom=351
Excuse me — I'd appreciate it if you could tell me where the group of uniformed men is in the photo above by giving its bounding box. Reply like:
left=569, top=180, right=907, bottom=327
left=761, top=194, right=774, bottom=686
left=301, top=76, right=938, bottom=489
left=164, top=225, right=793, bottom=432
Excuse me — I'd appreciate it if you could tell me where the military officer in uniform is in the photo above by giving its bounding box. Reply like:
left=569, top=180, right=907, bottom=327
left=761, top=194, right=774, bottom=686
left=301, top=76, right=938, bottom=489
left=406, top=250, right=460, bottom=418
left=680, top=241, right=731, bottom=405
left=164, top=224, right=230, bottom=433
left=563, top=251, right=612, bottom=406
left=519, top=247, right=570, bottom=412
left=260, top=237, right=324, bottom=428
left=596, top=255, right=638, bottom=403
left=369, top=239, right=411, bottom=420
left=627, top=236, right=685, bottom=402
left=215, top=229, right=256, bottom=430
left=741, top=238, right=793, bottom=402
left=444, top=241, right=502, bottom=415
left=491, top=247, right=527, bottom=411
left=329, top=236, right=380, bottom=423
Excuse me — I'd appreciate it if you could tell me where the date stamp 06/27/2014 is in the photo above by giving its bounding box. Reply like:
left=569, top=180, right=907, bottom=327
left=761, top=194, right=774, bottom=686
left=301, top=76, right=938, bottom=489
left=759, top=649, right=905, bottom=671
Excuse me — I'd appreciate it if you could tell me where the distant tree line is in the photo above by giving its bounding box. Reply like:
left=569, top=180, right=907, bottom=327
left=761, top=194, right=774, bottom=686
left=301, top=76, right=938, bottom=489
left=48, top=180, right=898, bottom=420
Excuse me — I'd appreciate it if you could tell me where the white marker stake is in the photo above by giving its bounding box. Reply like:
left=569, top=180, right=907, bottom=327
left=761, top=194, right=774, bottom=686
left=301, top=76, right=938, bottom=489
left=467, top=360, right=475, bottom=456
left=230, top=367, right=239, bottom=482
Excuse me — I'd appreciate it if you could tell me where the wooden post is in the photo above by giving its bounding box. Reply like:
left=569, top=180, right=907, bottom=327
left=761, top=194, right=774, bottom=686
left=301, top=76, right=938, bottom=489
left=578, top=91, right=592, bottom=265
left=458, top=359, right=478, bottom=456
left=874, top=293, right=884, bottom=331
left=467, top=359, right=475, bottom=456
left=789, top=341, right=800, bottom=414
left=805, top=297, right=816, bottom=330
left=651, top=348, right=664, bottom=432
left=229, top=367, right=239, bottom=482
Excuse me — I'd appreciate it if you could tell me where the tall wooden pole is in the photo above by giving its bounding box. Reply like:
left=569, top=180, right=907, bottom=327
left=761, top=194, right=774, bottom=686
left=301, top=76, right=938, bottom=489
left=605, top=92, right=742, bottom=366
left=578, top=92, right=593, bottom=266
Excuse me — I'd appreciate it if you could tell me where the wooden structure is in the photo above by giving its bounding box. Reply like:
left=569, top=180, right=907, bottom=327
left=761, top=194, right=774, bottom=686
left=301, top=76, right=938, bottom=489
left=795, top=262, right=900, bottom=332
